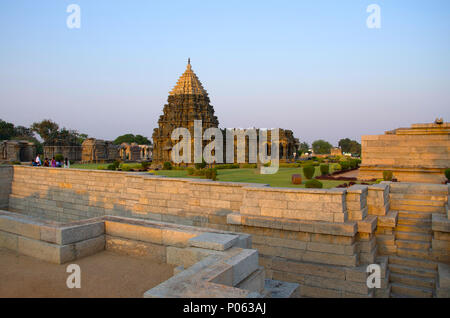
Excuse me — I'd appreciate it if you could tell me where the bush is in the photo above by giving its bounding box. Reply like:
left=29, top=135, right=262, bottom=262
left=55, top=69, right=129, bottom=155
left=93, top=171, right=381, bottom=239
left=141, top=161, right=150, bottom=170
left=107, top=164, right=116, bottom=171
left=120, top=164, right=132, bottom=171
left=305, top=179, right=323, bottom=188
left=320, top=164, right=330, bottom=176
left=187, top=167, right=195, bottom=175
left=445, top=169, right=450, bottom=180
left=195, top=159, right=207, bottom=170
left=205, top=168, right=218, bottom=181
left=242, top=163, right=257, bottom=169
left=340, top=161, right=350, bottom=171
left=163, top=161, right=172, bottom=170
left=383, top=171, right=393, bottom=181
left=113, top=160, right=121, bottom=169
left=55, top=154, right=64, bottom=162
left=303, top=165, right=315, bottom=179
left=11, top=161, right=21, bottom=165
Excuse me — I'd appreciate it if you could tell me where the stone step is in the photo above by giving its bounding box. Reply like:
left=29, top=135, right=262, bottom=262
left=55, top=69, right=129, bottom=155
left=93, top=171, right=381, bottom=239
left=397, top=247, right=432, bottom=260
left=397, top=217, right=431, bottom=227
left=389, top=184, right=448, bottom=196
left=388, top=263, right=437, bottom=279
left=396, top=239, right=431, bottom=251
left=390, top=273, right=435, bottom=289
left=390, top=282, right=433, bottom=298
left=397, top=210, right=432, bottom=220
left=395, top=224, right=432, bottom=234
left=388, top=255, right=437, bottom=271
left=390, top=193, right=447, bottom=202
left=390, top=204, right=446, bottom=213
left=390, top=199, right=446, bottom=207
left=395, top=231, right=432, bottom=242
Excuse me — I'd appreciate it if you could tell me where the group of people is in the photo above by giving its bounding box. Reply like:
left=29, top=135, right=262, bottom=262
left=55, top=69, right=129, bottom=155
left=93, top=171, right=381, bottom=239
left=32, top=154, right=70, bottom=168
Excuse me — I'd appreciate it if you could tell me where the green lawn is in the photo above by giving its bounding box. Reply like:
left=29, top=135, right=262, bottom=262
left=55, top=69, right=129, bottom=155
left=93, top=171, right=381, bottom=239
left=154, top=166, right=362, bottom=189
left=69, top=163, right=369, bottom=189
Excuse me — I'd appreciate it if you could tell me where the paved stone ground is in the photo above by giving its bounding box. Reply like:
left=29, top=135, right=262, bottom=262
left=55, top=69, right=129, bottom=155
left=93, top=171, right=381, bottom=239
left=0, top=248, right=174, bottom=297
left=333, top=169, right=359, bottom=179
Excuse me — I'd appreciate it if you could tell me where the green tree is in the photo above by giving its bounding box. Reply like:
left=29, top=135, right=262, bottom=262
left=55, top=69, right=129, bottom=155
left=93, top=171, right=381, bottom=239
left=338, top=138, right=361, bottom=156
left=0, top=119, right=16, bottom=140
left=114, top=134, right=151, bottom=145
left=297, top=142, right=310, bottom=156
left=312, top=139, right=332, bottom=154
left=31, top=119, right=59, bottom=144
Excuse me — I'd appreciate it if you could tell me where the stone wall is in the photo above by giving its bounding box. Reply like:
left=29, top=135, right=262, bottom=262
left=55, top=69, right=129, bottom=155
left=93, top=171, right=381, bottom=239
left=0, top=166, right=12, bottom=209
left=359, top=122, right=450, bottom=183
left=6, top=165, right=392, bottom=297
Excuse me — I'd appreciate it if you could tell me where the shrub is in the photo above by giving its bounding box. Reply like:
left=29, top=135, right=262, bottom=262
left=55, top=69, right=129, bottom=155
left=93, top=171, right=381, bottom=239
left=242, top=163, right=257, bottom=169
left=383, top=171, right=393, bottom=181
left=107, top=164, right=116, bottom=171
left=305, top=179, right=323, bottom=188
left=141, top=161, right=150, bottom=170
left=55, top=154, right=64, bottom=162
left=205, top=168, right=217, bottom=181
left=120, top=164, right=132, bottom=171
left=303, top=165, right=315, bottom=179
left=340, top=161, right=350, bottom=171
left=187, top=167, right=195, bottom=175
left=445, top=168, right=450, bottom=180
left=320, top=164, right=330, bottom=176
left=163, top=161, right=172, bottom=170
left=195, top=159, right=207, bottom=170
left=113, top=160, right=121, bottom=169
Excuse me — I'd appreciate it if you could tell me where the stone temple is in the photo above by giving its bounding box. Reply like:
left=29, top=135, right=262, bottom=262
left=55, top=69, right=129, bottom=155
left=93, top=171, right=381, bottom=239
left=152, top=60, right=299, bottom=165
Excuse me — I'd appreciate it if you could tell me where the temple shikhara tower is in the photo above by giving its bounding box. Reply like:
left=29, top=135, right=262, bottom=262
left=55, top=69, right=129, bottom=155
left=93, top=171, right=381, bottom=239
left=152, top=59, right=299, bottom=165
left=152, top=59, right=219, bottom=163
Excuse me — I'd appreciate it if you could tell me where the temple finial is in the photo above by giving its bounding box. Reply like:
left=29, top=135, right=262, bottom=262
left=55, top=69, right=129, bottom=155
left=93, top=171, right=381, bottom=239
left=188, top=57, right=190, bottom=65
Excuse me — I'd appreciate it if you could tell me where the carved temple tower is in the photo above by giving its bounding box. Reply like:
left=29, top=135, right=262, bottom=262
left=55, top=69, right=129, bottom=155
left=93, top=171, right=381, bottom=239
left=152, top=59, right=219, bottom=164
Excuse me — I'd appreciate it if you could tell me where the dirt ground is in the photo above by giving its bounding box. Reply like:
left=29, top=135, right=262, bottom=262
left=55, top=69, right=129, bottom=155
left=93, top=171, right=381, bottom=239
left=0, top=248, right=174, bottom=298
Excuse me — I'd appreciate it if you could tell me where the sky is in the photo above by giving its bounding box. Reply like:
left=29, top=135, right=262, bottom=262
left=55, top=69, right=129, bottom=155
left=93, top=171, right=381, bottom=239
left=0, top=0, right=449, bottom=146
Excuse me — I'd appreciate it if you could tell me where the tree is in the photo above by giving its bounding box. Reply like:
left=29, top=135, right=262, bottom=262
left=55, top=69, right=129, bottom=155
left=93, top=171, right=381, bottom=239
left=0, top=119, right=16, bottom=140
left=338, top=138, right=361, bottom=156
left=297, top=142, right=310, bottom=156
left=31, top=119, right=59, bottom=144
left=113, top=134, right=152, bottom=145
left=312, top=139, right=332, bottom=154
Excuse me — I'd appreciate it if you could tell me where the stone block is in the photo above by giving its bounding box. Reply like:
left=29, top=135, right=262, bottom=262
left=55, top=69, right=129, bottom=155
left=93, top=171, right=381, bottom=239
left=189, top=233, right=239, bottom=251
left=58, top=222, right=104, bottom=245
left=225, top=249, right=259, bottom=286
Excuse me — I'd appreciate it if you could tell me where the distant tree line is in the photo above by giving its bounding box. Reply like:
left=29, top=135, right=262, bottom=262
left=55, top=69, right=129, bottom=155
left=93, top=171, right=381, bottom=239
left=296, top=138, right=361, bottom=157
left=1, top=118, right=152, bottom=155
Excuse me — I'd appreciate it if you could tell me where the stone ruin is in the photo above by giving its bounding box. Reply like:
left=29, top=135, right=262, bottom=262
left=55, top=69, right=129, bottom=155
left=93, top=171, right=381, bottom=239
left=81, top=138, right=120, bottom=163
left=0, top=140, right=36, bottom=163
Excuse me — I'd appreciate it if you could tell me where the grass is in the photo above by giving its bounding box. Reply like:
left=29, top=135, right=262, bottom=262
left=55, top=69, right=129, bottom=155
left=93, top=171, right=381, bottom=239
left=69, top=162, right=370, bottom=189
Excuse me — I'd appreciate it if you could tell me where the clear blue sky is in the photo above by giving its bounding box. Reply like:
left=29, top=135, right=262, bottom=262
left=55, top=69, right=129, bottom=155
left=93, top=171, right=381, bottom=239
left=1, top=0, right=449, bottom=145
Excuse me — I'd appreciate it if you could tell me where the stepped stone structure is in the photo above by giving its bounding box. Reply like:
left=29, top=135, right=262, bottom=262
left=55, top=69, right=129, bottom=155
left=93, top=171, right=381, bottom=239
left=0, top=140, right=36, bottom=163
left=359, top=122, right=450, bottom=183
left=152, top=60, right=299, bottom=166
left=2, top=165, right=449, bottom=297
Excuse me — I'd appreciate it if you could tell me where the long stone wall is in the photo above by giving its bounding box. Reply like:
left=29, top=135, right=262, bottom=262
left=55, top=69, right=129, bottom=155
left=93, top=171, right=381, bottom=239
left=3, top=165, right=393, bottom=297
